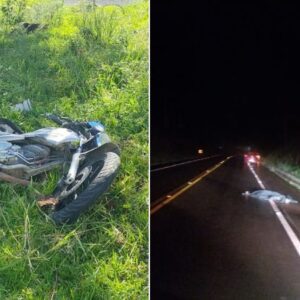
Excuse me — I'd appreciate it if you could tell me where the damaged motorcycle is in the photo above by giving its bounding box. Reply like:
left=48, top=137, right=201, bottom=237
left=0, top=113, right=120, bottom=224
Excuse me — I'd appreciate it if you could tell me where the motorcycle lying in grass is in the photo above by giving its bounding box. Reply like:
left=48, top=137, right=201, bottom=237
left=0, top=114, right=120, bottom=224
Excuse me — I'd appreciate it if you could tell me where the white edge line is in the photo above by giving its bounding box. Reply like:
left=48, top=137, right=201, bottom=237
left=270, top=200, right=300, bottom=256
left=247, top=162, right=300, bottom=257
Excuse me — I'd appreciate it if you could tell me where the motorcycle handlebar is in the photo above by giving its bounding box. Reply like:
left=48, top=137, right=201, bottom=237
left=44, top=113, right=90, bottom=138
left=44, top=113, right=65, bottom=125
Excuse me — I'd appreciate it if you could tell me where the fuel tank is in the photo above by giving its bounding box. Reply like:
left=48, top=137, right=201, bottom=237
left=27, top=128, right=80, bottom=148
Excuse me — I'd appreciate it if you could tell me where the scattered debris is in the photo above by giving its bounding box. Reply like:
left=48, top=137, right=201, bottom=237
left=242, top=189, right=298, bottom=204
left=37, top=197, right=59, bottom=208
left=12, top=99, right=32, bottom=112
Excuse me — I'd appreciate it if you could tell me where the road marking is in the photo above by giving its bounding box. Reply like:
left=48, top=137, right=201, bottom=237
left=151, top=156, right=232, bottom=214
left=151, top=154, right=223, bottom=173
left=247, top=163, right=300, bottom=256
left=247, top=163, right=266, bottom=189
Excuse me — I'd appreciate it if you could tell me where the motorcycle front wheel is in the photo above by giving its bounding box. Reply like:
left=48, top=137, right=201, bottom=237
left=51, top=151, right=120, bottom=225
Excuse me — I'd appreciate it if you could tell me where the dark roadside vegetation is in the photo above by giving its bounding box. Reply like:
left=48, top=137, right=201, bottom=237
left=151, top=136, right=229, bottom=167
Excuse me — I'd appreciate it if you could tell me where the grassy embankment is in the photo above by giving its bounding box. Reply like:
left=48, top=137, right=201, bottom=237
left=264, top=146, right=300, bottom=179
left=0, top=0, right=148, bottom=298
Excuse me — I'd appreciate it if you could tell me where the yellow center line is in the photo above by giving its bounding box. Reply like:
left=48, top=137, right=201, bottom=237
left=151, top=156, right=233, bottom=215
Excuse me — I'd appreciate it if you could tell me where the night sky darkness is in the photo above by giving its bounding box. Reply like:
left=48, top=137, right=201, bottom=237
left=151, top=2, right=300, bottom=153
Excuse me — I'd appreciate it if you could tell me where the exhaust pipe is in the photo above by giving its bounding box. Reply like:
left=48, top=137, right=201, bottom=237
left=0, top=171, right=30, bottom=186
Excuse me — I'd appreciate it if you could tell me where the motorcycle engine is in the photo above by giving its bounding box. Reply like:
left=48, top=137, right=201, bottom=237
left=0, top=141, right=50, bottom=164
left=0, top=141, right=21, bottom=164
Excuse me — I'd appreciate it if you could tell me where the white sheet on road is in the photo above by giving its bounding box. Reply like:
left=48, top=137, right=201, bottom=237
left=243, top=189, right=298, bottom=204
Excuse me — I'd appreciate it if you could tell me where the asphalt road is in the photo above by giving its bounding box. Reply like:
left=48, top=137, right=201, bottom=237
left=151, top=156, right=300, bottom=299
left=151, top=154, right=226, bottom=202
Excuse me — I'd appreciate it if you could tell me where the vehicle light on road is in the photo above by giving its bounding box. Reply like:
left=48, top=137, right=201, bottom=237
left=198, top=149, right=204, bottom=154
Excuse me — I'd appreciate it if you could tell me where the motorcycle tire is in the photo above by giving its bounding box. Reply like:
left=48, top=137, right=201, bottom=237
left=51, top=151, right=120, bottom=225
left=0, top=118, right=23, bottom=134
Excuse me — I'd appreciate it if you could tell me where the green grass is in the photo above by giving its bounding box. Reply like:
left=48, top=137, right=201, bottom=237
left=0, top=1, right=148, bottom=298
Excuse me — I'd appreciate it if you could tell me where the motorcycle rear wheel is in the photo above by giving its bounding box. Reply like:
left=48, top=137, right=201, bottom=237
left=51, top=151, right=120, bottom=225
